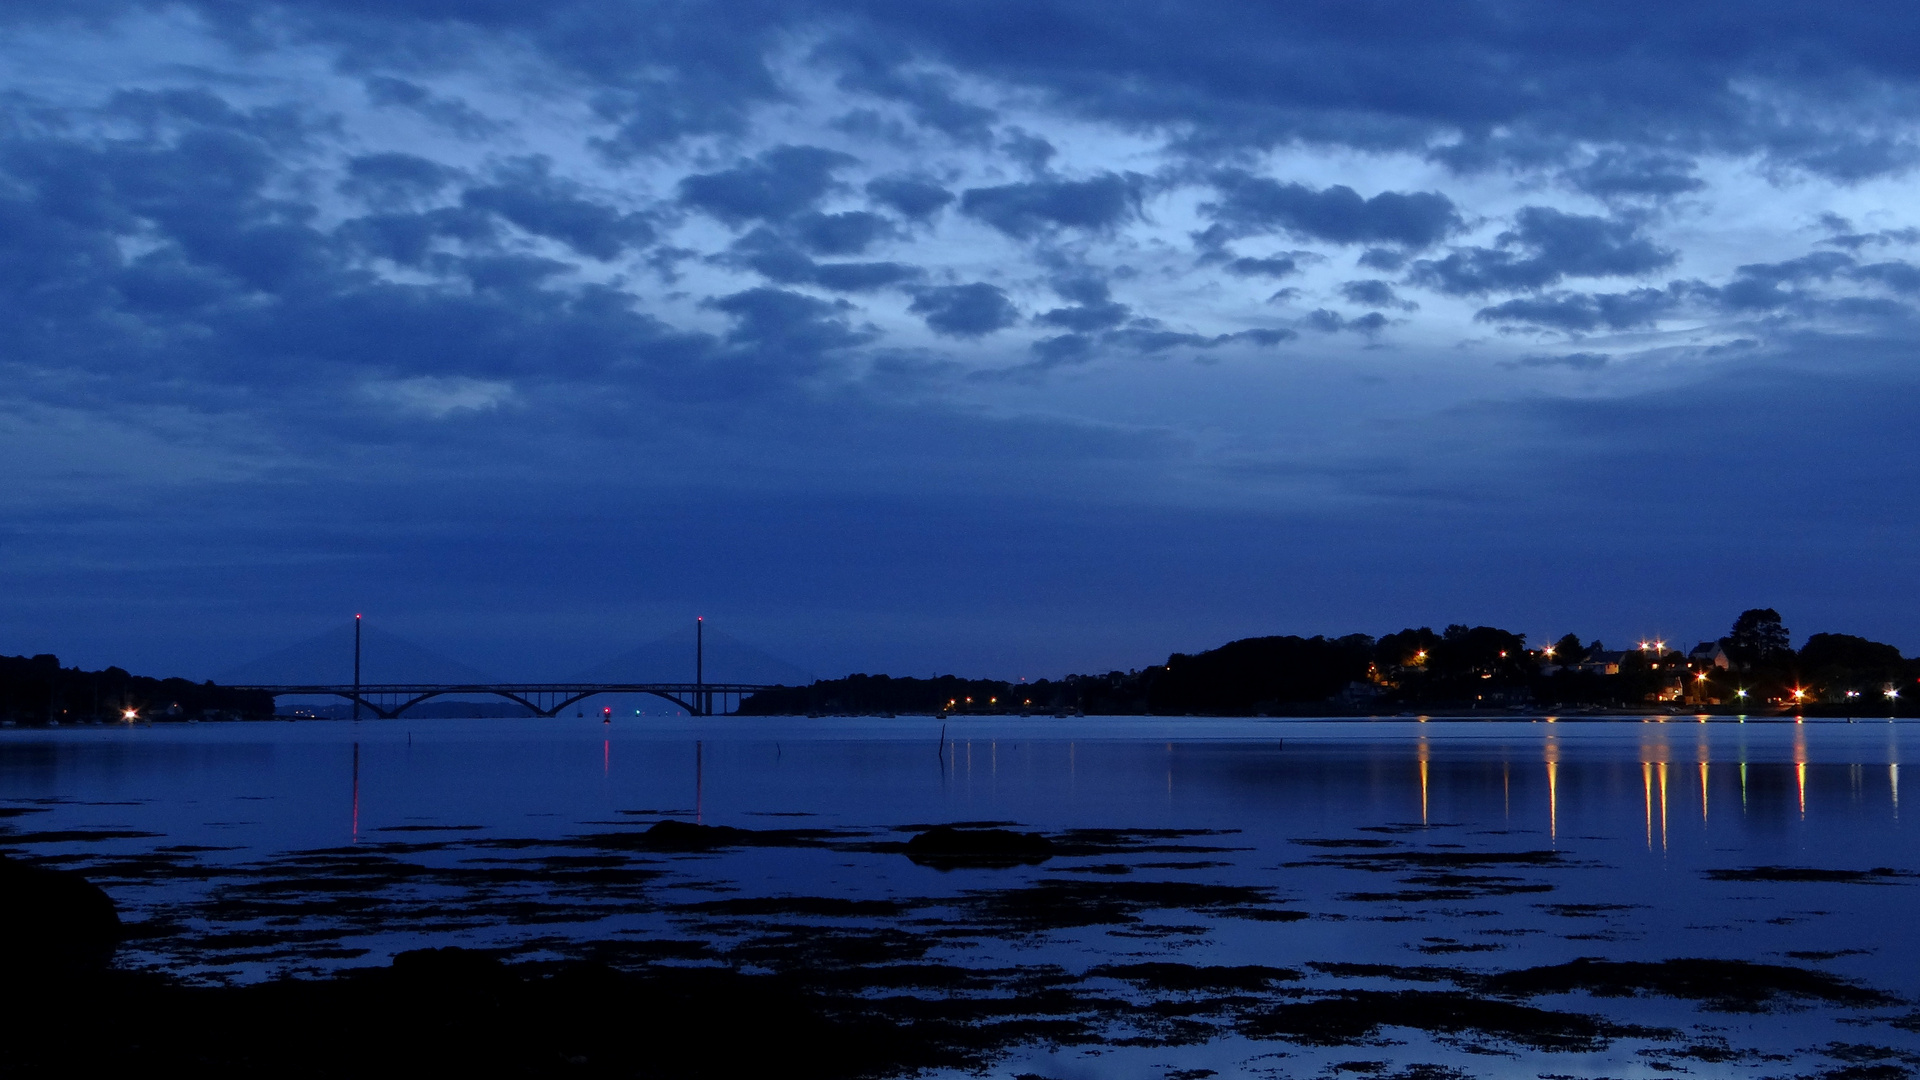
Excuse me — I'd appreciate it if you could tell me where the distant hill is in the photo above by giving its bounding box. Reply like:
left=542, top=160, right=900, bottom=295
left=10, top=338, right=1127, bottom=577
left=215, top=625, right=494, bottom=685
left=570, top=625, right=811, bottom=686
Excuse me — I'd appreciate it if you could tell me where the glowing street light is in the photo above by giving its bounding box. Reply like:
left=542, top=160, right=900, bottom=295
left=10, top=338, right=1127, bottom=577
left=121, top=708, right=138, bottom=721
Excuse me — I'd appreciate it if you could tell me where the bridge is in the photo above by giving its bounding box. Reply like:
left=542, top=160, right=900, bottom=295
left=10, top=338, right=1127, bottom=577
left=230, top=682, right=778, bottom=719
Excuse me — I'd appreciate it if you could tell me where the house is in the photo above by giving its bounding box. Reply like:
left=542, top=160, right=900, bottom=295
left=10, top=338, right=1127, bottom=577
left=1687, top=641, right=1732, bottom=669
left=1577, top=650, right=1626, bottom=675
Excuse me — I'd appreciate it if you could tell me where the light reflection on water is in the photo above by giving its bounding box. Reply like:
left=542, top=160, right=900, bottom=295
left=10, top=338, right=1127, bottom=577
left=2, top=716, right=1916, bottom=1075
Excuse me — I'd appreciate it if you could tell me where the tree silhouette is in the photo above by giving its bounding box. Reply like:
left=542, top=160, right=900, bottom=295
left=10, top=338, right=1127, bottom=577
left=1721, top=608, right=1790, bottom=670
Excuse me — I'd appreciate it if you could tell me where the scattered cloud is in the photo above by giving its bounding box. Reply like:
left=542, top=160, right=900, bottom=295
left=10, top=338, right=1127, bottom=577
left=909, top=282, right=1020, bottom=336
left=1411, top=208, right=1675, bottom=296
left=1203, top=173, right=1461, bottom=249
left=679, top=145, right=858, bottom=225
left=960, top=173, right=1142, bottom=238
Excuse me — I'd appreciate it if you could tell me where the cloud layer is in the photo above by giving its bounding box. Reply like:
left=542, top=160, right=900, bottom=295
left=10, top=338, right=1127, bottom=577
left=4, top=1, right=1920, bottom=676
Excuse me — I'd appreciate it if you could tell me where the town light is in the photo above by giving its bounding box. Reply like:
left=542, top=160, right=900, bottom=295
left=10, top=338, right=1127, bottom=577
left=1695, top=672, right=1708, bottom=682
left=1735, top=689, right=1748, bottom=699
left=122, top=708, right=137, bottom=721
left=1889, top=690, right=1901, bottom=700
left=1542, top=646, right=1556, bottom=658
left=1791, top=688, right=1807, bottom=700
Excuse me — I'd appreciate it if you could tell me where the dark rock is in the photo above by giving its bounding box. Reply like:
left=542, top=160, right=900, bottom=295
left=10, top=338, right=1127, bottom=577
left=641, top=819, right=753, bottom=851
left=390, top=946, right=510, bottom=986
left=1482, top=957, right=1896, bottom=1012
left=905, top=825, right=1055, bottom=869
left=0, top=854, right=121, bottom=975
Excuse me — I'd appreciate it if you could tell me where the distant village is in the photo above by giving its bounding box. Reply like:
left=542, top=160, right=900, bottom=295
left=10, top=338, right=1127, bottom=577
left=3, top=608, right=1911, bottom=723
left=743, top=609, right=1915, bottom=717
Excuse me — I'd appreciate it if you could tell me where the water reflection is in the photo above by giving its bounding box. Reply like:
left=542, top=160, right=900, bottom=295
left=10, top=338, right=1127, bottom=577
left=1543, top=734, right=1557, bottom=841
left=1418, top=734, right=1430, bottom=825
left=1797, top=724, right=1809, bottom=817
left=0, top=718, right=1911, bottom=967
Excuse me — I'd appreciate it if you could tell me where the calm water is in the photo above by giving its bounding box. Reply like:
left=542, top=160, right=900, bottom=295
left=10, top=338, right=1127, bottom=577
left=3, top=716, right=1915, bottom=1078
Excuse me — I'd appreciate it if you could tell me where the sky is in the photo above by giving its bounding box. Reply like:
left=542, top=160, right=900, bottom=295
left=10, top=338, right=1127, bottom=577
left=5, top=2, right=1920, bottom=681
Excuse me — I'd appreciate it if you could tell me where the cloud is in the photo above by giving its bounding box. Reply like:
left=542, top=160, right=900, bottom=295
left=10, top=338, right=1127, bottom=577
left=1509, top=351, right=1610, bottom=370
left=1852, top=260, right=1920, bottom=294
left=1203, top=172, right=1460, bottom=248
left=813, top=262, right=924, bottom=292
left=679, top=145, right=858, bottom=225
left=1358, top=248, right=1408, bottom=272
left=706, top=287, right=875, bottom=357
left=959, top=173, right=1141, bottom=238
left=725, top=228, right=922, bottom=292
left=865, top=176, right=955, bottom=220
left=363, top=76, right=498, bottom=138
left=21, top=2, right=1920, bottom=678
left=1822, top=227, right=1920, bottom=252
left=1037, top=300, right=1129, bottom=332
left=339, top=207, right=496, bottom=266
left=999, top=128, right=1057, bottom=173
left=1225, top=255, right=1301, bottom=278
left=826, top=43, right=998, bottom=143
left=1338, top=279, right=1413, bottom=310
left=1035, top=276, right=1130, bottom=331
left=1474, top=287, right=1683, bottom=331
left=1303, top=309, right=1388, bottom=336
left=1410, top=207, right=1675, bottom=295
left=1029, top=332, right=1096, bottom=366
left=462, top=159, right=653, bottom=260
left=991, top=320, right=1294, bottom=379
left=789, top=210, right=892, bottom=255
left=363, top=375, right=516, bottom=416
left=909, top=282, right=1019, bottom=336
left=339, top=153, right=458, bottom=208
left=1710, top=252, right=1854, bottom=311
left=1563, top=150, right=1704, bottom=199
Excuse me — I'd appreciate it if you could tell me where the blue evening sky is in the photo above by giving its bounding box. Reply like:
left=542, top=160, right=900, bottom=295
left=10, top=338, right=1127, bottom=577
left=4, top=2, right=1918, bottom=679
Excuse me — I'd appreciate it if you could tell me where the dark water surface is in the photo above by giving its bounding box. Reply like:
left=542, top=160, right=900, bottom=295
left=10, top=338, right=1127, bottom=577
left=3, top=716, right=1916, bottom=1079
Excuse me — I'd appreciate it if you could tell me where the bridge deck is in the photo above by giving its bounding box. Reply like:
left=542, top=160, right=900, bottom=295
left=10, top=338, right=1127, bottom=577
left=233, top=682, right=781, bottom=718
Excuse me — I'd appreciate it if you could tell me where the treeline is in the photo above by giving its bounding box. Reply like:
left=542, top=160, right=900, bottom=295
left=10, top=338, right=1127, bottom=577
left=739, top=609, right=1919, bottom=717
left=0, top=654, right=276, bottom=725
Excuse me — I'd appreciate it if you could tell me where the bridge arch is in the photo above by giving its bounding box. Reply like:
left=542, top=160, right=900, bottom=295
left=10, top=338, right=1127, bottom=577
left=239, top=682, right=773, bottom=719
